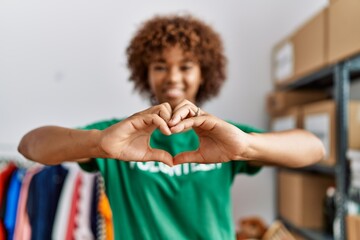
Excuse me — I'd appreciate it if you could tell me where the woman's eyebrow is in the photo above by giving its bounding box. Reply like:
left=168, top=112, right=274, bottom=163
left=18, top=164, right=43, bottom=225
left=151, top=58, right=195, bottom=64
left=151, top=58, right=166, bottom=63
left=181, top=58, right=195, bottom=63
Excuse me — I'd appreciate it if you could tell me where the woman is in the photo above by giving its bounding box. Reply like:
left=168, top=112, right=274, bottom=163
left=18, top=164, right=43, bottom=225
left=18, top=14, right=325, bottom=239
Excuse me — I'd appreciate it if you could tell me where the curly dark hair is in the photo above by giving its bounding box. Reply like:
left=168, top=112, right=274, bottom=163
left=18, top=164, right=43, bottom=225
left=126, top=14, right=227, bottom=105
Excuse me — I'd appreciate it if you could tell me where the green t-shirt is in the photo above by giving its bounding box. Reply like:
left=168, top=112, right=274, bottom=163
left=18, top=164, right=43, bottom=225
left=79, top=118, right=263, bottom=240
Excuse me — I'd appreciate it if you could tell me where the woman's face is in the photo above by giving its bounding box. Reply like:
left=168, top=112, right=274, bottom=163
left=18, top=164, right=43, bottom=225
left=148, top=45, right=202, bottom=109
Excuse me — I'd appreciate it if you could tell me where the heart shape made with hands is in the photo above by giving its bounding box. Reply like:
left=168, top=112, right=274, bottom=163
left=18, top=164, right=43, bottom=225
left=100, top=102, right=246, bottom=167
left=130, top=112, right=244, bottom=167
left=167, top=114, right=239, bottom=166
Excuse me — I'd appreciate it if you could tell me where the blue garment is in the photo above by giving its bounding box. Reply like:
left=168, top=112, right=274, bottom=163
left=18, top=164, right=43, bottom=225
left=90, top=174, right=101, bottom=239
left=26, top=165, right=68, bottom=240
left=4, top=168, right=25, bottom=240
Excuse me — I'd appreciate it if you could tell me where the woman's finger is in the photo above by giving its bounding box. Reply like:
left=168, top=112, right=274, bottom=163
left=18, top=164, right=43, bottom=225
left=169, top=105, right=203, bottom=127
left=144, top=114, right=172, bottom=136
left=130, top=114, right=171, bottom=135
left=142, top=148, right=174, bottom=167
left=133, top=103, right=172, bottom=122
left=170, top=116, right=214, bottom=133
left=157, top=102, right=172, bottom=122
left=173, top=151, right=205, bottom=165
left=168, top=104, right=198, bottom=126
left=172, top=99, right=193, bottom=112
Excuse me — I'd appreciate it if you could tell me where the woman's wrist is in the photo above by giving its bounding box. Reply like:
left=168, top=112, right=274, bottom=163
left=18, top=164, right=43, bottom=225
left=87, top=129, right=108, bottom=159
left=237, top=132, right=258, bottom=161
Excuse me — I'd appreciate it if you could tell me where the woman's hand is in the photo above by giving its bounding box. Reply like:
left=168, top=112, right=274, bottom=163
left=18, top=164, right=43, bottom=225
left=98, top=103, right=174, bottom=166
left=168, top=100, right=250, bottom=165
left=167, top=100, right=324, bottom=167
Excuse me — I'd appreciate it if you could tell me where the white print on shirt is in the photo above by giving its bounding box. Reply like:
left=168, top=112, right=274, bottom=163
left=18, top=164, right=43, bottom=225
left=129, top=161, right=222, bottom=177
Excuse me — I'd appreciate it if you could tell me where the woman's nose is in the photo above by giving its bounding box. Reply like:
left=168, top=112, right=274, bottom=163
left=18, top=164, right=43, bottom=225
left=167, top=67, right=182, bottom=83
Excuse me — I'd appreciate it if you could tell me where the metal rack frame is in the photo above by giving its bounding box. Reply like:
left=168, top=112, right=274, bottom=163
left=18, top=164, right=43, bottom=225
left=277, top=54, right=360, bottom=240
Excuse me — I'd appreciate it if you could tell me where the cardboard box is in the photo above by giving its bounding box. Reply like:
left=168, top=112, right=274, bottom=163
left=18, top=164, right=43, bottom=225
left=293, top=9, right=328, bottom=79
left=272, top=38, right=296, bottom=87
left=278, top=170, right=334, bottom=229
left=266, top=90, right=329, bottom=116
left=302, top=100, right=360, bottom=166
left=303, top=101, right=336, bottom=165
left=271, top=107, right=302, bottom=131
left=272, top=8, right=328, bottom=88
left=346, top=215, right=360, bottom=240
left=328, top=0, right=360, bottom=63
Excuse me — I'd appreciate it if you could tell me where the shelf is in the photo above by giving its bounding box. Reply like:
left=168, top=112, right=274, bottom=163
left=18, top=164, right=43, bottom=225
left=280, top=217, right=334, bottom=240
left=280, top=66, right=335, bottom=90
left=279, top=54, right=360, bottom=91
left=273, top=53, right=360, bottom=240
left=284, top=164, right=336, bottom=176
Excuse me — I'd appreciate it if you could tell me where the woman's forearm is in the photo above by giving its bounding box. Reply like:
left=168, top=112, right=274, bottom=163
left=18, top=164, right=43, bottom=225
left=18, top=126, right=104, bottom=165
left=243, top=129, right=325, bottom=167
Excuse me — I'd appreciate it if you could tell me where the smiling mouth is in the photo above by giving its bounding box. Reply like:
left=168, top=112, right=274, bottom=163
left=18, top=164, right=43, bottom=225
left=163, top=88, right=184, bottom=98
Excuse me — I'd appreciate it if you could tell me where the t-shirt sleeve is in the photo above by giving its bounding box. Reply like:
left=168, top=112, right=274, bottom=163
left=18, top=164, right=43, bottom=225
left=228, top=121, right=266, bottom=176
left=76, top=118, right=122, bottom=172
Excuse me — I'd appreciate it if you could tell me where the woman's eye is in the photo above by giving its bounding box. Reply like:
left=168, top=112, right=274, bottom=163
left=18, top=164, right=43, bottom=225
left=153, top=65, right=167, bottom=71
left=180, top=65, right=192, bottom=71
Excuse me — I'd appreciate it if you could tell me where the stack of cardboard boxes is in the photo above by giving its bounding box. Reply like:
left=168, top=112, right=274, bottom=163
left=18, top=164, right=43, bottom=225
left=273, top=0, right=360, bottom=88
left=269, top=0, right=360, bottom=235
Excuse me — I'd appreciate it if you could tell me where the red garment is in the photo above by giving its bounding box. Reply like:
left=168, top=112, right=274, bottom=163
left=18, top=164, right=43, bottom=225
left=0, top=163, right=17, bottom=205
left=0, top=163, right=17, bottom=239
left=66, top=172, right=82, bottom=240
left=0, top=222, right=5, bottom=240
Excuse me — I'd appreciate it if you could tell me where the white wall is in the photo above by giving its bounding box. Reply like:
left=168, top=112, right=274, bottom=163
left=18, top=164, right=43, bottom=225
left=0, top=0, right=328, bottom=227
